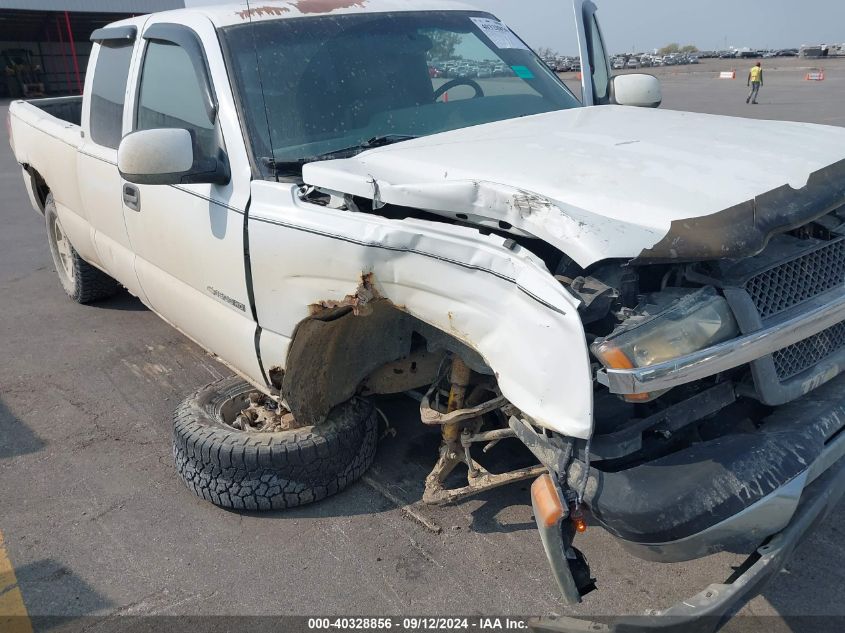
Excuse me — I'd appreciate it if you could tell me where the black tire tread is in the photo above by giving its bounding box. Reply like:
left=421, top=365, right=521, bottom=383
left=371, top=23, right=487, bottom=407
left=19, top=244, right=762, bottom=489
left=71, top=250, right=121, bottom=304
left=172, top=376, right=378, bottom=511
left=44, top=194, right=120, bottom=304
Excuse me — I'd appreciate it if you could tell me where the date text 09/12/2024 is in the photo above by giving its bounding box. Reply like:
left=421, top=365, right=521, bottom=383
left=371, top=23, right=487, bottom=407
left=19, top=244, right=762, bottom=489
left=307, top=618, right=530, bottom=631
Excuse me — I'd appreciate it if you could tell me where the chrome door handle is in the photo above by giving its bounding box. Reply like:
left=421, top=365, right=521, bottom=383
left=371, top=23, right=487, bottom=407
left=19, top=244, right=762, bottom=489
left=123, top=184, right=140, bottom=212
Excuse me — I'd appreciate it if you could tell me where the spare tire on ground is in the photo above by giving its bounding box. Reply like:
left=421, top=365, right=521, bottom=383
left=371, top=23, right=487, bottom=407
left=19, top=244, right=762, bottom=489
left=173, top=376, right=378, bottom=511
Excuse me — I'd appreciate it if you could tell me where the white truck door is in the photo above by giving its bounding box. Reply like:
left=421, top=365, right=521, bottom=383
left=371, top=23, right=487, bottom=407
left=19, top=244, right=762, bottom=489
left=573, top=0, right=611, bottom=106
left=121, top=17, right=265, bottom=387
left=77, top=26, right=145, bottom=299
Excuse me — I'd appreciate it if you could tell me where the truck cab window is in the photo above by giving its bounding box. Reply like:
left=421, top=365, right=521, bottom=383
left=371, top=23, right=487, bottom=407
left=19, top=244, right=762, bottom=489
left=587, top=15, right=609, bottom=102
left=136, top=40, right=216, bottom=157
left=89, top=42, right=133, bottom=149
left=221, top=11, right=580, bottom=176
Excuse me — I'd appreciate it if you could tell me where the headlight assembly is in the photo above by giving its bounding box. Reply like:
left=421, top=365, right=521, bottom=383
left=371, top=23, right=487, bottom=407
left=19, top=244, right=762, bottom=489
left=592, top=286, right=739, bottom=402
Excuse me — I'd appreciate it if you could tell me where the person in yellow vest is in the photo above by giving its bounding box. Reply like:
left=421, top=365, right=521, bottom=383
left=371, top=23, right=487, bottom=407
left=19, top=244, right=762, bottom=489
left=747, top=62, right=763, bottom=104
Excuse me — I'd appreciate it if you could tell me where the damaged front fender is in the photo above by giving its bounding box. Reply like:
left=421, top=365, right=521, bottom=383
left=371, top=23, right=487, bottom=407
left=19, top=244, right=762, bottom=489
left=246, top=181, right=594, bottom=438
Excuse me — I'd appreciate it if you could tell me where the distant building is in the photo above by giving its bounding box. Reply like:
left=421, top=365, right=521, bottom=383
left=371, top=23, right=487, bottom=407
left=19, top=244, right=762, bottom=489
left=800, top=45, right=826, bottom=58
left=805, top=44, right=845, bottom=58
left=1, top=1, right=185, bottom=97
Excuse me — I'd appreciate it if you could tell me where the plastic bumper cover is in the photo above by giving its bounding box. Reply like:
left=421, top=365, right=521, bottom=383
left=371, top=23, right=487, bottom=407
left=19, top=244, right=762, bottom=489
left=581, top=374, right=845, bottom=555
left=529, top=449, right=845, bottom=633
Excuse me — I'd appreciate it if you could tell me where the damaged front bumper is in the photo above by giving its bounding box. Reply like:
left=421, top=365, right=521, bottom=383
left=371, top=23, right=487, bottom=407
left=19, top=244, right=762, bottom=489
left=523, top=370, right=845, bottom=625
left=530, top=450, right=845, bottom=633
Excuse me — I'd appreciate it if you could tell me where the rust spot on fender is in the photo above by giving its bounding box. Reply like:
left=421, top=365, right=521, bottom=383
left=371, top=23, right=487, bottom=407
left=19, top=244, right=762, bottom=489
left=236, top=5, right=291, bottom=19
left=309, top=272, right=380, bottom=316
left=295, top=0, right=368, bottom=13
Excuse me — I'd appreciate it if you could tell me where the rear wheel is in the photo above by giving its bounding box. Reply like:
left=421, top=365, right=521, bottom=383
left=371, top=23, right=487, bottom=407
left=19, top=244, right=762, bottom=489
left=44, top=194, right=120, bottom=304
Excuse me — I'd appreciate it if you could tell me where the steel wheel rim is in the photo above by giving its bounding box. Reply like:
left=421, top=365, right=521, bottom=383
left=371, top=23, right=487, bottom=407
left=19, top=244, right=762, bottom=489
left=51, top=215, right=74, bottom=283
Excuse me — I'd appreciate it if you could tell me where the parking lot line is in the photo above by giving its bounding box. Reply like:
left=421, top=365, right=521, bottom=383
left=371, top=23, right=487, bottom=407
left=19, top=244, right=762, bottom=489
left=0, top=530, right=33, bottom=633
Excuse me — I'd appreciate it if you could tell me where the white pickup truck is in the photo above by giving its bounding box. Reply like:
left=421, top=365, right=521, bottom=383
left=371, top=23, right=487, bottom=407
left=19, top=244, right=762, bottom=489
left=8, top=0, right=845, bottom=626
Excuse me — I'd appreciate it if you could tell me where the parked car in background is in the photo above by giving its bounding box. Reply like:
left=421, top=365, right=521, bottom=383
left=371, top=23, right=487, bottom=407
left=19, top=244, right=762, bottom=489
left=455, top=63, right=477, bottom=78
left=492, top=62, right=510, bottom=76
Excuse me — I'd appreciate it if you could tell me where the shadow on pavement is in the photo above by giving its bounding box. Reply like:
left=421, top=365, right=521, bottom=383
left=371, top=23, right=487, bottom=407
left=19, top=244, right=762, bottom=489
left=227, top=394, right=539, bottom=534
left=466, top=484, right=535, bottom=534
left=0, top=397, right=45, bottom=459
left=84, top=290, right=148, bottom=312
left=14, top=558, right=114, bottom=623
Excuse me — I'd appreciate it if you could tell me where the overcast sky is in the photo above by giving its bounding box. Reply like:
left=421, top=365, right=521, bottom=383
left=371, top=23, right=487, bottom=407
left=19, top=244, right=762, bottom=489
left=478, top=0, right=845, bottom=54
left=187, top=1, right=845, bottom=53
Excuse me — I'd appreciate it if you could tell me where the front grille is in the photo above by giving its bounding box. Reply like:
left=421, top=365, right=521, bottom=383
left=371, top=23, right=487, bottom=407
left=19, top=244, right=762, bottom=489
left=773, top=321, right=845, bottom=380
left=745, top=240, right=845, bottom=319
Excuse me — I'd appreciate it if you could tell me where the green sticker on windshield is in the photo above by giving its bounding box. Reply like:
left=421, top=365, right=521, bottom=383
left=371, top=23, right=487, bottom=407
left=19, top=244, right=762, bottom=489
left=512, top=65, right=535, bottom=79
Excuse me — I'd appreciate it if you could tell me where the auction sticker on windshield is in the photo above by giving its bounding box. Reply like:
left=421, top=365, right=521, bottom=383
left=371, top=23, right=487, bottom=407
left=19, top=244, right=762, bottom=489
left=470, top=17, right=529, bottom=50
left=511, top=65, right=535, bottom=79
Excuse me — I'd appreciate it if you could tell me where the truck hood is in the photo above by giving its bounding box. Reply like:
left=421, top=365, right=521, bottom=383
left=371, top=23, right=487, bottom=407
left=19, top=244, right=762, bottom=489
left=303, top=106, right=845, bottom=268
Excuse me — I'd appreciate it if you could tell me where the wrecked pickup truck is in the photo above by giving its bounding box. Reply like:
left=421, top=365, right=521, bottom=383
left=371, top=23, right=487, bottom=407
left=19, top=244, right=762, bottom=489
left=8, top=0, right=845, bottom=626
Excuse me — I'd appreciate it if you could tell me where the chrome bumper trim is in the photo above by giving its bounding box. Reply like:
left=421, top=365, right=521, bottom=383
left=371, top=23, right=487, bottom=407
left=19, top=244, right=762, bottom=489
left=597, top=290, right=845, bottom=394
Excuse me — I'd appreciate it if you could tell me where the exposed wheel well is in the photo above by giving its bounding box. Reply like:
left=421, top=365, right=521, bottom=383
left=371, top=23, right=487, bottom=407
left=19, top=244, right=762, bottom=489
left=281, top=298, right=491, bottom=425
left=24, top=165, right=50, bottom=212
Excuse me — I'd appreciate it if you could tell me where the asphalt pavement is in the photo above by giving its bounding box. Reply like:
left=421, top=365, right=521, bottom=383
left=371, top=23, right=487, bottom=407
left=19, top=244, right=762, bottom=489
left=2, top=57, right=845, bottom=630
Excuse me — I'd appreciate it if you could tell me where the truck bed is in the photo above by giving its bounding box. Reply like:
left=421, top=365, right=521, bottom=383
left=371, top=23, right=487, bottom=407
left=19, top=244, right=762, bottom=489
left=8, top=96, right=85, bottom=219
left=30, top=96, right=83, bottom=126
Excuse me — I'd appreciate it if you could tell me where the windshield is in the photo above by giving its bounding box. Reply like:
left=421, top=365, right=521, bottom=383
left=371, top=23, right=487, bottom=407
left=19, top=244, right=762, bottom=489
left=220, top=11, right=581, bottom=178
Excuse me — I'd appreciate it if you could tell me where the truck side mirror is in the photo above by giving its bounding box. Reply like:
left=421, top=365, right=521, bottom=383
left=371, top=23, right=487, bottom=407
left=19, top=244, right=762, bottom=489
left=118, top=128, right=229, bottom=186
left=609, top=74, right=662, bottom=108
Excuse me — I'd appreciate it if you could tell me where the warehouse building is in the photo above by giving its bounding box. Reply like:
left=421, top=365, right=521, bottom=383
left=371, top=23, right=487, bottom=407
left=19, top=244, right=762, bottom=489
left=0, top=0, right=184, bottom=98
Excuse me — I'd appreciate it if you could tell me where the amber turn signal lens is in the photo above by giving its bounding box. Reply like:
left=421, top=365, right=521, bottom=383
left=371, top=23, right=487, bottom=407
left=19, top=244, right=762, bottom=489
left=594, top=345, right=651, bottom=402
left=597, top=346, right=634, bottom=369
left=572, top=515, right=587, bottom=533
left=531, top=474, right=564, bottom=528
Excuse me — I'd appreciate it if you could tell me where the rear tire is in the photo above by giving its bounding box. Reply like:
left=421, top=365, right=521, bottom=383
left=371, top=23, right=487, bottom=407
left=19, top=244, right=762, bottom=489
left=44, top=194, right=120, bottom=304
left=173, top=377, right=379, bottom=511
